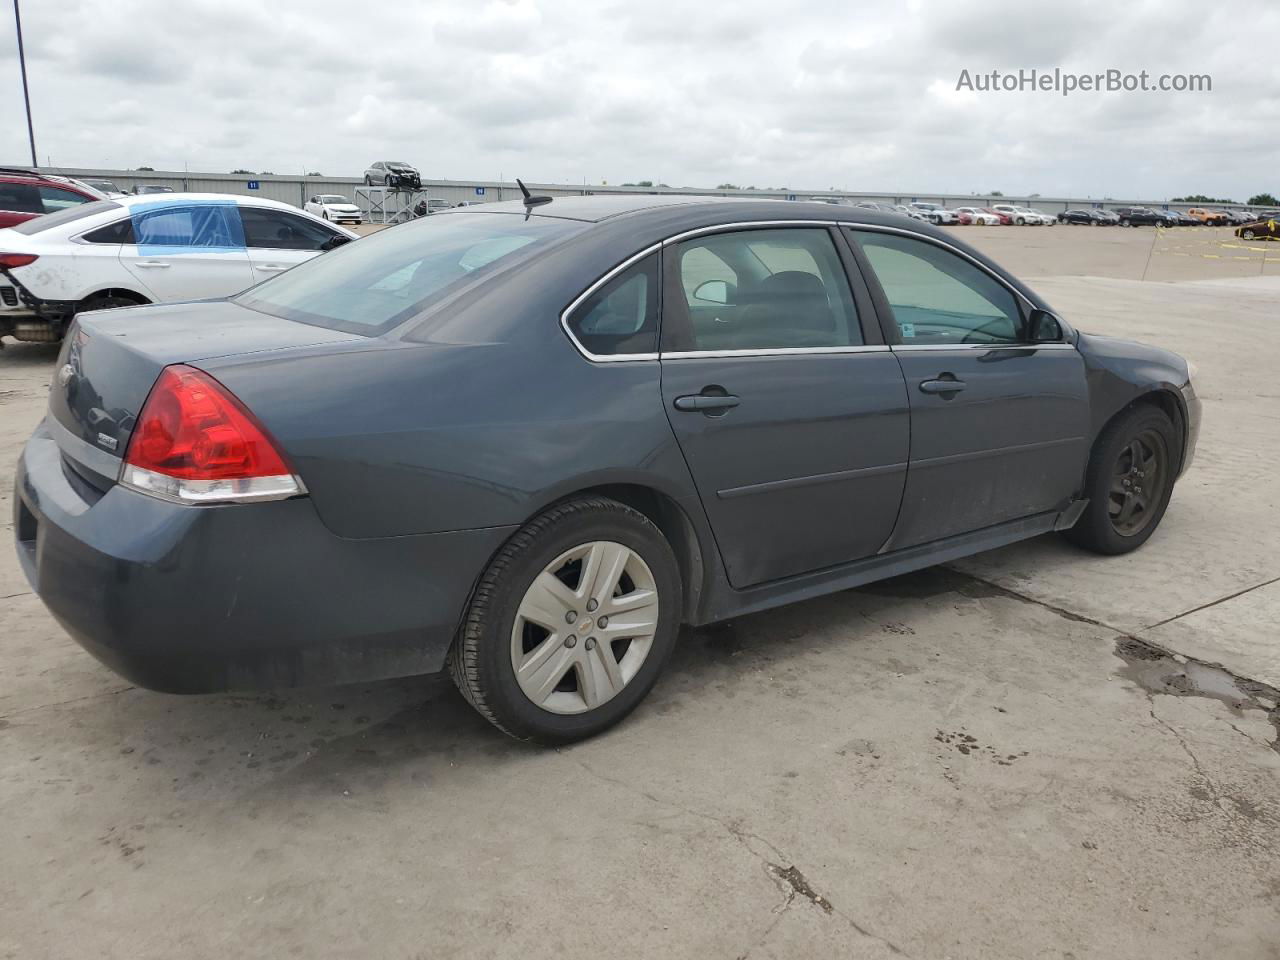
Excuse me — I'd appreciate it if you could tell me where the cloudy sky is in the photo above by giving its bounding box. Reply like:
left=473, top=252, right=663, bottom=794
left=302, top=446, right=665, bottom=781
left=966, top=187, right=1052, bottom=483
left=2, top=0, right=1277, bottom=200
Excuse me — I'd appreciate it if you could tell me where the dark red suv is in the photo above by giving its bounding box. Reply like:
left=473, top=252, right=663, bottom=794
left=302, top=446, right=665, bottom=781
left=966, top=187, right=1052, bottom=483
left=0, top=168, right=102, bottom=229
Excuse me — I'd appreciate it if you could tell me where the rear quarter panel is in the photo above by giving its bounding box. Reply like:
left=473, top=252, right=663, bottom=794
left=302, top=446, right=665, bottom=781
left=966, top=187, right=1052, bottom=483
left=203, top=335, right=700, bottom=540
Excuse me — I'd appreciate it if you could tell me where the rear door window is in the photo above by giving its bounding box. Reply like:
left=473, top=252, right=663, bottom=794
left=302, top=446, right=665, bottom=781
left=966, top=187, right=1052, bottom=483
left=667, top=228, right=861, bottom=352
left=0, top=182, right=42, bottom=214
left=131, top=202, right=246, bottom=253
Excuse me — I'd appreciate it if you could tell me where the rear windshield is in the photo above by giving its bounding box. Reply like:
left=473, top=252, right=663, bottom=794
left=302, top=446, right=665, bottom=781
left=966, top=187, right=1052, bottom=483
left=11, top=199, right=122, bottom=234
left=236, top=212, right=584, bottom=336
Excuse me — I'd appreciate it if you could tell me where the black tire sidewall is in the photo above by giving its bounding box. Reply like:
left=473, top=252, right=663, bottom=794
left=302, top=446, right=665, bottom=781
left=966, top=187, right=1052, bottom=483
left=1067, top=407, right=1178, bottom=554
left=464, top=502, right=682, bottom=743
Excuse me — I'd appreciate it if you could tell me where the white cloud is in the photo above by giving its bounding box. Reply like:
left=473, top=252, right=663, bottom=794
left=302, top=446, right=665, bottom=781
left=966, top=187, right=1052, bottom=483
left=1, top=0, right=1277, bottom=199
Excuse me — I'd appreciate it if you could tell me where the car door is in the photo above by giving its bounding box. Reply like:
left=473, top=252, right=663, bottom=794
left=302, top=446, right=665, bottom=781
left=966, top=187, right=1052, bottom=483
left=846, top=227, right=1090, bottom=550
left=119, top=200, right=254, bottom=300
left=240, top=206, right=343, bottom=283
left=657, top=225, right=910, bottom=588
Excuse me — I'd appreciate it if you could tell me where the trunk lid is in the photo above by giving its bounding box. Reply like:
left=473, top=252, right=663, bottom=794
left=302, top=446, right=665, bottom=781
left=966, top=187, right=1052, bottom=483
left=47, top=299, right=362, bottom=489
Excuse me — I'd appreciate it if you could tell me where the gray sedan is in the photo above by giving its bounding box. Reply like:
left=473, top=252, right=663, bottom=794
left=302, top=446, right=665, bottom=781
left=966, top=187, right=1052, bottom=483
left=14, top=196, right=1200, bottom=743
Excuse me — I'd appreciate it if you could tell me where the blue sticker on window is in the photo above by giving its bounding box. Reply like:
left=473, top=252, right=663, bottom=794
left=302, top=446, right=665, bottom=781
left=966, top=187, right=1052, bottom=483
left=132, top=197, right=246, bottom=256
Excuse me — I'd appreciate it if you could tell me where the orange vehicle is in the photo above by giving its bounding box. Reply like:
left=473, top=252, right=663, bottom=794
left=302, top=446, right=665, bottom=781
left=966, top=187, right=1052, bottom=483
left=1185, top=208, right=1231, bottom=226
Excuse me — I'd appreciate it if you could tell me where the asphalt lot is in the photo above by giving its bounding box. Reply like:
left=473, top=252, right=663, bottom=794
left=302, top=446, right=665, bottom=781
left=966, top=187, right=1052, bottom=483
left=1, top=224, right=1278, bottom=960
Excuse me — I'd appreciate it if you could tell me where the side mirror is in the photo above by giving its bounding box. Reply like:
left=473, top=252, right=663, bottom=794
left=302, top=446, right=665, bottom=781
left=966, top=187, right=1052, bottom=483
left=693, top=279, right=734, bottom=304
left=1028, top=308, right=1063, bottom=342
left=320, top=234, right=353, bottom=252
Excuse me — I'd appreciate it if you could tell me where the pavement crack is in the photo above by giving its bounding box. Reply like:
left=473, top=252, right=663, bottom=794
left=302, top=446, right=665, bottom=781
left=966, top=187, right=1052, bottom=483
left=1147, top=701, right=1231, bottom=813
left=1144, top=572, right=1280, bottom=630
left=945, top=569, right=1125, bottom=634
left=0, top=684, right=136, bottom=720
left=574, top=758, right=912, bottom=957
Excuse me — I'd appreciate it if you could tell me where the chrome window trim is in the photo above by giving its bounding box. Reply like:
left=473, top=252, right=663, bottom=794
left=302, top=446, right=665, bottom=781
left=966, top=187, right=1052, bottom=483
left=559, top=242, right=662, bottom=363
left=891, top=342, right=1076, bottom=352
left=660, top=219, right=839, bottom=245
left=562, top=218, right=1074, bottom=364
left=662, top=345, right=889, bottom=360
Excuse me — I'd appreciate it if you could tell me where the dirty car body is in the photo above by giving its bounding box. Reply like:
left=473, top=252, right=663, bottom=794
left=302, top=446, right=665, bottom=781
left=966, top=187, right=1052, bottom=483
left=14, top=196, right=1201, bottom=741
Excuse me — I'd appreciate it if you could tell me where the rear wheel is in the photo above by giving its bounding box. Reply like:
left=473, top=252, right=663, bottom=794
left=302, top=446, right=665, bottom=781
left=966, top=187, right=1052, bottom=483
left=79, top=292, right=147, bottom=313
left=1243, top=229, right=1256, bottom=239
left=1063, top=405, right=1178, bottom=555
left=449, top=497, right=682, bottom=744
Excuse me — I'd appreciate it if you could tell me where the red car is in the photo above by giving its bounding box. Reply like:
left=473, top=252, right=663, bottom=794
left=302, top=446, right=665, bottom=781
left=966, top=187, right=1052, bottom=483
left=0, top=168, right=102, bottom=229
left=982, top=207, right=1013, bottom=225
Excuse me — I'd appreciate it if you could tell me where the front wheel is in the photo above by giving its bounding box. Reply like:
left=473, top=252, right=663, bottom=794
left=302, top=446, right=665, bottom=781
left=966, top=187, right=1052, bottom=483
left=1243, top=229, right=1256, bottom=239
left=1063, top=405, right=1178, bottom=555
left=450, top=497, right=682, bottom=744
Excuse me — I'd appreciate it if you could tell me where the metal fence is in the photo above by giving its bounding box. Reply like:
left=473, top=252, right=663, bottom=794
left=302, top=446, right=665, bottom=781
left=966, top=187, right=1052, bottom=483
left=20, top=166, right=1271, bottom=218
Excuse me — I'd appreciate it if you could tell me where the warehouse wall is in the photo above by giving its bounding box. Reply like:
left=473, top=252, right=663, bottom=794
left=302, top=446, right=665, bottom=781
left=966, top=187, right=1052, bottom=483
left=20, top=166, right=1270, bottom=217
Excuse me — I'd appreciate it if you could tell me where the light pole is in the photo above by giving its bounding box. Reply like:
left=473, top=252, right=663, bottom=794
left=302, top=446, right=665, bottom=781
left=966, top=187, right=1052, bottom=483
left=13, top=0, right=37, bottom=167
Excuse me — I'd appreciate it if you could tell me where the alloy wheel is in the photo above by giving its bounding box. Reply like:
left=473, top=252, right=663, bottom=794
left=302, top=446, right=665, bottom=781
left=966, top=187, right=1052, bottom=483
left=510, top=541, right=660, bottom=715
left=1108, top=429, right=1168, bottom=536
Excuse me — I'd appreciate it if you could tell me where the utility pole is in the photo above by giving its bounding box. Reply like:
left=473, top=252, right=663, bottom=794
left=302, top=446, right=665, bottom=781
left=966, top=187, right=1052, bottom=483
left=13, top=0, right=38, bottom=168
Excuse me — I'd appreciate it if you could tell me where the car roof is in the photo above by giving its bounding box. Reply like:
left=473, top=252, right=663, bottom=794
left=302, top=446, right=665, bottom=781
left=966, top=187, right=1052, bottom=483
left=463, top=194, right=889, bottom=224
left=115, top=192, right=301, bottom=211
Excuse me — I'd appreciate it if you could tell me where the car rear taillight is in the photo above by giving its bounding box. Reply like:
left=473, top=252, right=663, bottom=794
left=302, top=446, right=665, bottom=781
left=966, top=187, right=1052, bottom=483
left=120, top=365, right=305, bottom=505
left=0, top=253, right=38, bottom=269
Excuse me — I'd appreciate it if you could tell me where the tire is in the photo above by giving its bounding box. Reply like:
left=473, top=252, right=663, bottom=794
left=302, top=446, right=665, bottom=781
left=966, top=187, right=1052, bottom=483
left=364, top=176, right=372, bottom=187
left=1120, top=218, right=1130, bottom=227
left=322, top=211, right=329, bottom=221
left=1243, top=229, right=1256, bottom=239
left=449, top=497, right=682, bottom=744
left=1063, top=405, right=1179, bottom=555
left=1015, top=217, right=1025, bottom=225
left=79, top=293, right=146, bottom=313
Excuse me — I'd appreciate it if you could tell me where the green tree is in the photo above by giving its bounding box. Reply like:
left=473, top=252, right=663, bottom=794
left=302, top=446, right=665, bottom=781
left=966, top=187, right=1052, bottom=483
left=716, top=183, right=739, bottom=190
left=306, top=171, right=323, bottom=177
left=231, top=168, right=255, bottom=175
left=989, top=190, right=1003, bottom=196
left=1172, top=194, right=1234, bottom=203
left=1248, top=193, right=1278, bottom=207
left=136, top=165, right=154, bottom=171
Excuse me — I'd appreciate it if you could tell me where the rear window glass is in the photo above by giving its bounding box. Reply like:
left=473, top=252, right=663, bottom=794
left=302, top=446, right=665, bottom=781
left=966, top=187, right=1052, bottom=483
left=236, top=212, right=584, bottom=336
left=11, top=199, right=122, bottom=234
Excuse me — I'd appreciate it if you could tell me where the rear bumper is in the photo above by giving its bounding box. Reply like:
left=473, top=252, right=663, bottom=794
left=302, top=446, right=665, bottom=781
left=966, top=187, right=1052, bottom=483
left=14, top=422, right=515, bottom=693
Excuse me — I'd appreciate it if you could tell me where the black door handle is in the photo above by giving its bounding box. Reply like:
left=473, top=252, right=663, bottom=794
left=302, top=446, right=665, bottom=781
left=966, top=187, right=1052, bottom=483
left=919, top=378, right=966, bottom=395
left=674, top=394, right=740, bottom=412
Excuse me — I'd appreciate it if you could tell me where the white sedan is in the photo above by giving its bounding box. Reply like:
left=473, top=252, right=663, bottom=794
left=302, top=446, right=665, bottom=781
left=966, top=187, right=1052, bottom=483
left=303, top=194, right=363, bottom=225
left=955, top=207, right=1001, bottom=225
left=0, top=193, right=357, bottom=344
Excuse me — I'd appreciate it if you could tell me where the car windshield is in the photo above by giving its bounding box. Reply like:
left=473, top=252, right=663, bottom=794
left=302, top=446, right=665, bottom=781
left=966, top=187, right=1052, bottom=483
left=11, top=199, right=122, bottom=235
left=237, top=212, right=585, bottom=336
left=84, top=180, right=117, bottom=191
left=318, top=196, right=348, bottom=203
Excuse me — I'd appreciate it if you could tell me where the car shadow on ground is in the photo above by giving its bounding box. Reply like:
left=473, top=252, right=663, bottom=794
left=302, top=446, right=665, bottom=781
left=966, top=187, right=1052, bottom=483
left=0, top=342, right=60, bottom=369
left=42, top=564, right=1001, bottom=804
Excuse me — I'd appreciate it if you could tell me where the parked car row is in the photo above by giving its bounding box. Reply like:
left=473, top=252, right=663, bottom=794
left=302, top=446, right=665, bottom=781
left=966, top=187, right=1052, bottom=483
left=1055, top=206, right=1272, bottom=227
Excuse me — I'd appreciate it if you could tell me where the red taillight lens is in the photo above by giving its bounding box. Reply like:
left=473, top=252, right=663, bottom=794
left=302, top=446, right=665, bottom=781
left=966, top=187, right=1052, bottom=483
left=0, top=253, right=38, bottom=269
left=120, top=365, right=304, bottom=504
